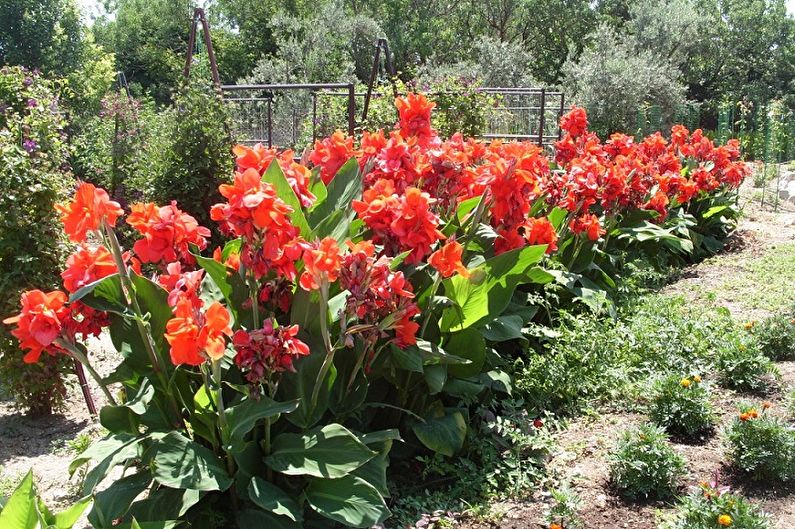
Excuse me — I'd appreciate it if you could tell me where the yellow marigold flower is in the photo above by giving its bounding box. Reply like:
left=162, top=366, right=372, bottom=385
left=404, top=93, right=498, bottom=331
left=680, top=378, right=691, bottom=388
left=744, top=321, right=755, bottom=330
left=718, top=514, right=733, bottom=526
left=693, top=374, right=702, bottom=383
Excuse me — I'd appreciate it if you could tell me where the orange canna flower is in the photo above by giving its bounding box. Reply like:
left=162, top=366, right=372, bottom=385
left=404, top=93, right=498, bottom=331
left=428, top=240, right=470, bottom=279
left=55, top=182, right=123, bottom=242
left=299, top=237, right=343, bottom=291
left=61, top=244, right=117, bottom=293
left=718, top=514, right=732, bottom=526
left=165, top=299, right=232, bottom=366
left=3, top=290, right=69, bottom=363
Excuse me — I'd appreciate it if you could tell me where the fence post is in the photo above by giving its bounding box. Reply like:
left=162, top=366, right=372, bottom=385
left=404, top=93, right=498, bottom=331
left=538, top=88, right=546, bottom=146
left=267, top=96, right=273, bottom=148
left=558, top=93, right=565, bottom=140
left=347, top=83, right=356, bottom=136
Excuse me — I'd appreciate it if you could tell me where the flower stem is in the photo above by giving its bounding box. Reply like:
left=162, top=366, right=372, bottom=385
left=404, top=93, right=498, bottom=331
left=310, top=281, right=334, bottom=414
left=56, top=339, right=117, bottom=406
left=419, top=275, right=442, bottom=339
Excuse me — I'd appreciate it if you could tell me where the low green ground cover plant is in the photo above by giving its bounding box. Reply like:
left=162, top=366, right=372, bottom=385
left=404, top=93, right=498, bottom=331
left=725, top=403, right=795, bottom=482
left=609, top=423, right=686, bottom=500
left=715, top=339, right=778, bottom=392
left=659, top=482, right=770, bottom=529
left=649, top=374, right=716, bottom=439
left=749, top=312, right=795, bottom=361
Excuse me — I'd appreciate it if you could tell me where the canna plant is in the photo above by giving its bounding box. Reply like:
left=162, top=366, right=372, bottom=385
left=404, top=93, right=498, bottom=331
left=3, top=95, right=750, bottom=528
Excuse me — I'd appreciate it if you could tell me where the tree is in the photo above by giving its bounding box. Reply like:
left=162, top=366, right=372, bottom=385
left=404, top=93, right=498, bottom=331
left=0, top=0, right=84, bottom=75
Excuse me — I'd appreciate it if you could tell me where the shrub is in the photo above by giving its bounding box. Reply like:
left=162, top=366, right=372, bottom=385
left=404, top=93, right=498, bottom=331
left=0, top=66, right=73, bottom=416
left=649, top=374, right=716, bottom=439
left=715, top=339, right=778, bottom=392
left=609, top=423, right=686, bottom=500
left=725, top=403, right=795, bottom=482
left=151, top=80, right=233, bottom=232
left=660, top=484, right=770, bottom=529
left=749, top=313, right=795, bottom=361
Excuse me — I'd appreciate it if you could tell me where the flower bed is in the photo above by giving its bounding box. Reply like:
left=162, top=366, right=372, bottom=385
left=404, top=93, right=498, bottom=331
left=4, top=94, right=749, bottom=528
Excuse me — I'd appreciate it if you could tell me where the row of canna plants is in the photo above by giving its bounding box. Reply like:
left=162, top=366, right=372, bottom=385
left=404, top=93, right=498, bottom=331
left=3, top=94, right=749, bottom=528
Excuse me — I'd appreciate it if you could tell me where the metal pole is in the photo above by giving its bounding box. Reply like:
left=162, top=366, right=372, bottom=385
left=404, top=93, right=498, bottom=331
left=74, top=359, right=97, bottom=416
left=267, top=96, right=273, bottom=148
left=347, top=83, right=356, bottom=136
left=362, top=40, right=383, bottom=122
left=312, top=91, right=318, bottom=144
left=538, top=88, right=546, bottom=146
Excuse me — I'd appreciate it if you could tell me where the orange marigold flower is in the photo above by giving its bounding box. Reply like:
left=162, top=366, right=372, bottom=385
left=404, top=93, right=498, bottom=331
left=299, top=237, right=343, bottom=291
left=3, top=290, right=69, bottom=363
left=762, top=401, right=772, bottom=410
left=748, top=409, right=759, bottom=419
left=549, top=524, right=563, bottom=529
left=693, top=374, right=702, bottom=383
left=61, top=244, right=117, bottom=293
left=165, top=299, right=232, bottom=366
left=428, top=240, right=470, bottom=279
left=718, top=514, right=732, bottom=526
left=55, top=182, right=124, bottom=242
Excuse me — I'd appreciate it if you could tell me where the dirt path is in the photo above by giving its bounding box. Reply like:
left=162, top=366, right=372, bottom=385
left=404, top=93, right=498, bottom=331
left=458, top=181, right=795, bottom=529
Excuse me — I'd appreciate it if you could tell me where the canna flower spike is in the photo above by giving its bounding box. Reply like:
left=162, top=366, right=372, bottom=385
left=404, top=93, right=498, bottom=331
left=55, top=182, right=124, bottom=242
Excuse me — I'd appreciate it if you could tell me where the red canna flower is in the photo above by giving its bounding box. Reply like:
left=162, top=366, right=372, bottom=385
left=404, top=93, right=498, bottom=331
left=55, top=182, right=124, bottom=242
left=310, top=130, right=357, bottom=184
left=61, top=244, right=117, bottom=293
left=157, top=261, right=204, bottom=308
left=299, top=237, right=343, bottom=291
left=560, top=106, right=589, bottom=137
left=395, top=93, right=438, bottom=147
left=569, top=213, right=604, bottom=241
left=127, top=202, right=210, bottom=265
left=233, top=319, right=310, bottom=391
left=165, top=298, right=232, bottom=366
left=3, top=290, right=69, bottom=363
left=523, top=217, right=559, bottom=253
left=428, top=240, right=470, bottom=278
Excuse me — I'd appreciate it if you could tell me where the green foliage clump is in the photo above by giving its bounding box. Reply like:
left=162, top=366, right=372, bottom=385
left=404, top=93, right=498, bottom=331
left=715, top=338, right=778, bottom=392
left=609, top=422, right=685, bottom=500
left=749, top=312, right=795, bottom=361
left=0, top=66, right=73, bottom=416
left=151, top=81, right=233, bottom=231
left=649, top=374, right=716, bottom=438
left=725, top=403, right=795, bottom=482
left=659, top=487, right=770, bottom=529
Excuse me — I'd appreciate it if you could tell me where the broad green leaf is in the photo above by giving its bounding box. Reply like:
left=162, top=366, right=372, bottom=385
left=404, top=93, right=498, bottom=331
left=127, top=488, right=200, bottom=522
left=266, top=424, right=376, bottom=478
left=115, top=521, right=181, bottom=529
left=0, top=470, right=37, bottom=529
left=309, top=157, right=362, bottom=225
left=52, top=495, right=92, bottom=529
left=481, top=314, right=525, bottom=342
left=247, top=478, right=302, bottom=522
left=412, top=407, right=467, bottom=457
left=388, top=344, right=423, bottom=373
left=351, top=439, right=392, bottom=497
left=482, top=370, right=513, bottom=395
left=547, top=206, right=568, bottom=229
left=305, top=475, right=389, bottom=528
left=263, top=159, right=310, bottom=236
left=445, top=328, right=486, bottom=378
left=99, top=380, right=155, bottom=434
left=237, top=509, right=301, bottom=529
left=71, top=434, right=147, bottom=496
left=226, top=397, right=300, bottom=440
left=148, top=432, right=232, bottom=491
left=414, top=340, right=470, bottom=366
left=440, top=245, right=548, bottom=331
left=277, top=347, right=336, bottom=429
left=88, top=472, right=151, bottom=528
left=70, top=274, right=127, bottom=316
left=423, top=364, right=447, bottom=395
